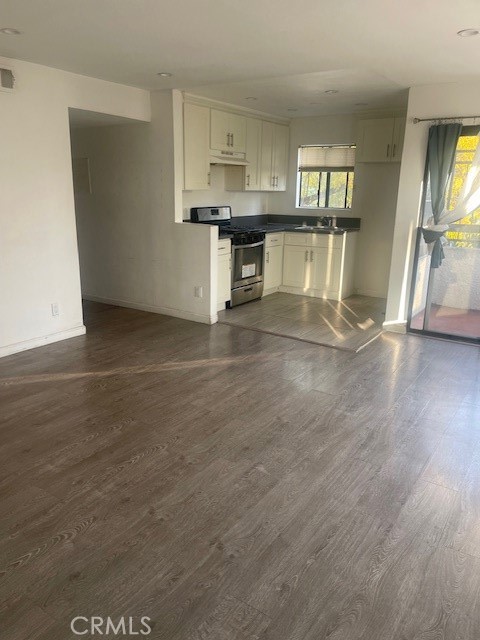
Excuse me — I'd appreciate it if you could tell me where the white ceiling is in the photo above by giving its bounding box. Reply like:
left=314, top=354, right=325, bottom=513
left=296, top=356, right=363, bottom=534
left=1, top=0, right=480, bottom=117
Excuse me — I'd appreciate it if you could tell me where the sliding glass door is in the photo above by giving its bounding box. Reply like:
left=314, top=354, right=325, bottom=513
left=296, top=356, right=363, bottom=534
left=409, top=125, right=480, bottom=343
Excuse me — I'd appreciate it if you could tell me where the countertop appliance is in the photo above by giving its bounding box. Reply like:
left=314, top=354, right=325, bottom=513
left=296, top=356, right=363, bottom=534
left=190, top=206, right=265, bottom=307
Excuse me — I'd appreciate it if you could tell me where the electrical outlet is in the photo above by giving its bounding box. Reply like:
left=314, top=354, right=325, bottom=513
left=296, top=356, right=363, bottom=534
left=51, top=302, right=60, bottom=317
left=194, top=286, right=203, bottom=298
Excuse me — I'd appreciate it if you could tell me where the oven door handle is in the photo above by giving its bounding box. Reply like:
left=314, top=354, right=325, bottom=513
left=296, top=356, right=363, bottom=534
left=232, top=241, right=264, bottom=250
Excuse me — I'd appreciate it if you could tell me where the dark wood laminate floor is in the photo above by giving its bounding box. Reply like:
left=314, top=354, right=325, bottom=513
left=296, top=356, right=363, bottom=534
left=1, top=301, right=480, bottom=639
left=218, top=293, right=386, bottom=352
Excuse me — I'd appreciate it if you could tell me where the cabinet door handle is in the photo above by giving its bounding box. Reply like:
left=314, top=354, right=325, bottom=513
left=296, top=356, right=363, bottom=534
left=207, top=172, right=211, bottom=186
left=246, top=174, right=250, bottom=187
left=272, top=176, right=275, bottom=187
left=310, top=250, right=313, bottom=262
left=266, top=251, right=270, bottom=264
left=305, top=250, right=308, bottom=262
left=231, top=133, right=234, bottom=147
left=392, top=143, right=396, bottom=158
left=386, top=143, right=390, bottom=158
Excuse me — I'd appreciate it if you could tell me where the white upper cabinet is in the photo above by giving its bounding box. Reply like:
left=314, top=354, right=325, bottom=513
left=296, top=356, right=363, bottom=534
left=260, top=122, right=289, bottom=191
left=210, top=109, right=246, bottom=153
left=184, top=103, right=210, bottom=190
left=183, top=97, right=289, bottom=192
left=260, top=121, right=274, bottom=190
left=273, top=124, right=289, bottom=190
left=356, top=117, right=406, bottom=163
left=391, top=117, right=406, bottom=162
left=244, top=117, right=262, bottom=191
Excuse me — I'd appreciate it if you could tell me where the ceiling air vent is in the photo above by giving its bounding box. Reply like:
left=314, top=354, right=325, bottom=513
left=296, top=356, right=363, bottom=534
left=0, top=67, right=15, bottom=92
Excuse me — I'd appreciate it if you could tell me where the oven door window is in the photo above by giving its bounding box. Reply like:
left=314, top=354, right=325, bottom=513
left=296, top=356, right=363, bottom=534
left=233, top=245, right=264, bottom=287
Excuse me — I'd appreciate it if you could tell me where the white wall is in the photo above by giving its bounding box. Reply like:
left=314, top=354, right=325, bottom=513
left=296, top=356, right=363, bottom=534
left=353, top=163, right=401, bottom=297
left=385, top=81, right=480, bottom=330
left=182, top=164, right=268, bottom=219
left=71, top=90, right=215, bottom=325
left=0, top=57, right=150, bottom=357
left=267, top=113, right=402, bottom=298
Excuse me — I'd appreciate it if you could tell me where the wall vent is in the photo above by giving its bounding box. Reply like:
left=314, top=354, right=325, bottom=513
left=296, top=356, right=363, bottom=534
left=0, top=67, right=15, bottom=92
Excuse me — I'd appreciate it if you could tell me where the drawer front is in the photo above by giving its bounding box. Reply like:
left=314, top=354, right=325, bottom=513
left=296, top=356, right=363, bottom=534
left=284, top=232, right=311, bottom=246
left=284, top=232, right=343, bottom=249
left=218, top=239, right=231, bottom=255
left=312, top=234, right=343, bottom=249
left=265, top=232, right=284, bottom=248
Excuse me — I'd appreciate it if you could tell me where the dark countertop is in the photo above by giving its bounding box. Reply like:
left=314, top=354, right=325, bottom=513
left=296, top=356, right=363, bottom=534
left=186, top=213, right=361, bottom=239
left=265, top=223, right=358, bottom=235
left=219, top=224, right=359, bottom=238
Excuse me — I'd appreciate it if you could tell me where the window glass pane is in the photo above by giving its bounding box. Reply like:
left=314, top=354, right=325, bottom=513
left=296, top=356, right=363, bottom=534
left=298, top=168, right=354, bottom=209
left=318, top=172, right=327, bottom=208
left=328, top=172, right=348, bottom=208
left=299, top=171, right=320, bottom=207
left=444, top=133, right=480, bottom=248
left=346, top=172, right=354, bottom=208
left=448, top=134, right=480, bottom=222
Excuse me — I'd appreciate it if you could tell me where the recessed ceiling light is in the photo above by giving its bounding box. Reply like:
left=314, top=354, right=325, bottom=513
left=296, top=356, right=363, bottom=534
left=287, top=107, right=298, bottom=112
left=457, top=28, right=479, bottom=37
left=324, top=89, right=339, bottom=95
left=245, top=96, right=257, bottom=101
left=157, top=72, right=172, bottom=77
left=0, top=27, right=21, bottom=35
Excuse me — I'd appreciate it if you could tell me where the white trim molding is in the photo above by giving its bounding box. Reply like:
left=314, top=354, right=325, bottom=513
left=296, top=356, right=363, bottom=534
left=83, top=295, right=216, bottom=325
left=0, top=325, right=86, bottom=358
left=183, top=92, right=290, bottom=125
left=382, top=319, right=407, bottom=334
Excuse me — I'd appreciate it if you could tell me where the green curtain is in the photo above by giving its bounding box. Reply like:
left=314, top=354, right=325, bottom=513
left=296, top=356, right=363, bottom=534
left=423, top=123, right=462, bottom=267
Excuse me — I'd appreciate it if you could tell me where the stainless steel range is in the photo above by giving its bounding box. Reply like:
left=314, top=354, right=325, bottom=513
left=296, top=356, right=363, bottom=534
left=190, top=206, right=265, bottom=307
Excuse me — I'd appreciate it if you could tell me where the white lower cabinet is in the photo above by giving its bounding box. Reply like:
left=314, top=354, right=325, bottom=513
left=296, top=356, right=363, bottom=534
left=263, top=233, right=284, bottom=294
left=217, top=239, right=231, bottom=311
left=282, top=245, right=309, bottom=288
left=264, top=245, right=283, bottom=291
left=311, top=247, right=341, bottom=292
left=280, top=232, right=356, bottom=301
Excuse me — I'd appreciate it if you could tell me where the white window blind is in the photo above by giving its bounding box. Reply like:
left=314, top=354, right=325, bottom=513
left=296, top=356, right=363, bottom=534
left=298, top=145, right=356, bottom=171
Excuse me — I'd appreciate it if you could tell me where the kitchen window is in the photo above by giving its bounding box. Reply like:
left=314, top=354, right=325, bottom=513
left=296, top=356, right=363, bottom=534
left=297, top=145, right=355, bottom=209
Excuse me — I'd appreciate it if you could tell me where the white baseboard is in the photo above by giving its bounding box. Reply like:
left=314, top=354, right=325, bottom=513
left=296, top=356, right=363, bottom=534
left=383, top=320, right=407, bottom=334
left=279, top=285, right=341, bottom=301
left=83, top=295, right=215, bottom=325
left=0, top=325, right=86, bottom=359
left=354, top=288, right=387, bottom=299
left=262, top=286, right=281, bottom=297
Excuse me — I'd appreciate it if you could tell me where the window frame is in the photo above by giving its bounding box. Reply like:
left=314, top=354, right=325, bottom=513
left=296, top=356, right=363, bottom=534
left=296, top=144, right=355, bottom=211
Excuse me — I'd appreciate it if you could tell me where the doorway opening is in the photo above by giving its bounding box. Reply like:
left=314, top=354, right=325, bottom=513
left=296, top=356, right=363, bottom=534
left=68, top=108, right=150, bottom=329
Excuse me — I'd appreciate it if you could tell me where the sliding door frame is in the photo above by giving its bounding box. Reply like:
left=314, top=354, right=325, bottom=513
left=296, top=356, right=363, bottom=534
left=406, top=126, right=480, bottom=345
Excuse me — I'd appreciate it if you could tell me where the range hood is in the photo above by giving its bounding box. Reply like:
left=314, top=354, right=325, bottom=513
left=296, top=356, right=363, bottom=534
left=209, top=149, right=249, bottom=166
